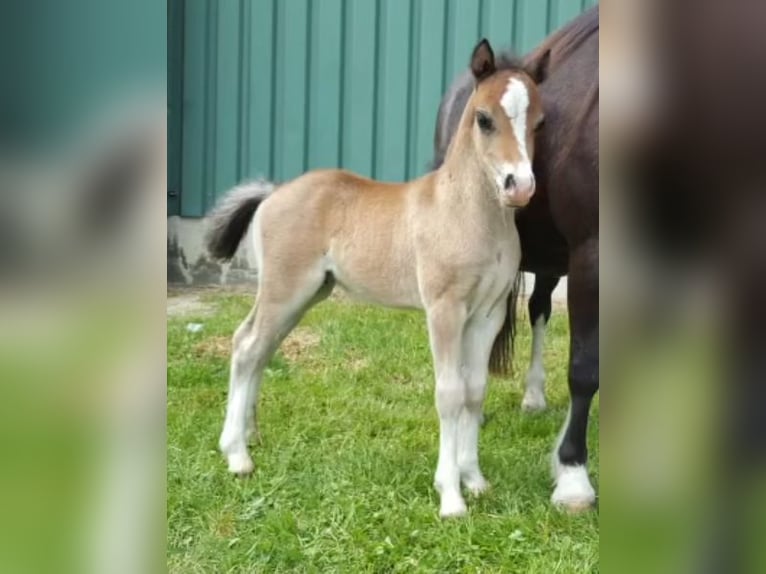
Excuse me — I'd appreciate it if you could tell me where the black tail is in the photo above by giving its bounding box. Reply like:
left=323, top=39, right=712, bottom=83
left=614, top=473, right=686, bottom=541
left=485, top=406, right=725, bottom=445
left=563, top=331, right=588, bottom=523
left=204, top=180, right=275, bottom=261
left=488, top=271, right=523, bottom=376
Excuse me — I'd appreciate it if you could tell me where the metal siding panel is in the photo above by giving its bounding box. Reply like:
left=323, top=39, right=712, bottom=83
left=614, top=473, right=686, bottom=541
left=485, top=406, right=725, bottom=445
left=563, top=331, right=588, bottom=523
left=445, top=0, right=481, bottom=89
left=515, top=0, right=550, bottom=53
left=214, top=0, right=241, bottom=202
left=551, top=0, right=585, bottom=29
left=481, top=0, right=514, bottom=51
left=238, top=0, right=251, bottom=179
left=180, top=0, right=210, bottom=217
left=341, top=0, right=377, bottom=177
left=177, top=0, right=595, bottom=215
left=375, top=0, right=411, bottom=181
left=246, top=0, right=275, bottom=181
left=411, top=0, right=446, bottom=177
left=167, top=0, right=183, bottom=215
left=405, top=0, right=420, bottom=180
left=202, top=2, right=219, bottom=212
left=274, top=0, right=309, bottom=182
left=308, top=0, right=343, bottom=170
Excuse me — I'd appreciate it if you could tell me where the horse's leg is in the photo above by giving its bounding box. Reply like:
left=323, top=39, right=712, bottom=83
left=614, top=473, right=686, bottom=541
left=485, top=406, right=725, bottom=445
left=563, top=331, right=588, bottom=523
left=522, top=274, right=560, bottom=411
left=551, top=240, right=598, bottom=510
left=236, top=306, right=261, bottom=446
left=427, top=300, right=469, bottom=518
left=458, top=304, right=506, bottom=495
left=219, top=266, right=332, bottom=475
left=242, top=274, right=332, bottom=447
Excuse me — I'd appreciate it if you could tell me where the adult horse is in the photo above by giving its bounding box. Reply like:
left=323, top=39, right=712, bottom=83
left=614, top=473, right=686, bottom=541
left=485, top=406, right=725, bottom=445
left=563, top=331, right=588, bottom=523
left=433, top=7, right=598, bottom=510
left=205, top=40, right=545, bottom=517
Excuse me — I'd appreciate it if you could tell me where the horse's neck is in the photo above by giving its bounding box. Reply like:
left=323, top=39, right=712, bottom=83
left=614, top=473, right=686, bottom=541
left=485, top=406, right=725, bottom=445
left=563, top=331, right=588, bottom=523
left=438, top=139, right=496, bottom=211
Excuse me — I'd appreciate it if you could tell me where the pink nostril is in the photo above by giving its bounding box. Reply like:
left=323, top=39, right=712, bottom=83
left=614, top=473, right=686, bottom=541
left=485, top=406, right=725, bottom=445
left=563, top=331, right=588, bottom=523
left=503, top=174, right=515, bottom=190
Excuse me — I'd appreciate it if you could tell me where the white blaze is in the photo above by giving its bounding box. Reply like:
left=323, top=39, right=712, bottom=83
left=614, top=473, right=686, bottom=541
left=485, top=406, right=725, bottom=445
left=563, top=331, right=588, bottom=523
left=499, top=77, right=534, bottom=187
left=500, top=78, right=530, bottom=161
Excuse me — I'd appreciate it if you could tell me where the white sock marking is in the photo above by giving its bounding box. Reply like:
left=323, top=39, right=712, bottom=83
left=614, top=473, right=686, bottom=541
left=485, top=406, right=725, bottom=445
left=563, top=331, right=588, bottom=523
left=551, top=402, right=595, bottom=508
left=522, top=316, right=547, bottom=410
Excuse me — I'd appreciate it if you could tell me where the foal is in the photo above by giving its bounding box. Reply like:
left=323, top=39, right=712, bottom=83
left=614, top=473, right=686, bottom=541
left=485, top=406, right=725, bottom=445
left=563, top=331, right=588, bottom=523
left=205, top=39, right=544, bottom=517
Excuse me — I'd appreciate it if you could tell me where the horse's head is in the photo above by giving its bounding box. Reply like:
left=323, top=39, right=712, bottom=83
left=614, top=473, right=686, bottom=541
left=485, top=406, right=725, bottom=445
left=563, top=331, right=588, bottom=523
left=467, top=39, right=545, bottom=207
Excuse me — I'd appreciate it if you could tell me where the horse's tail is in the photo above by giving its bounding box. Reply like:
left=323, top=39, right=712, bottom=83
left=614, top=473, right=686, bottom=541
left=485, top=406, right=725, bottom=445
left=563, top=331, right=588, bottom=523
left=204, top=179, right=276, bottom=261
left=489, top=271, right=524, bottom=376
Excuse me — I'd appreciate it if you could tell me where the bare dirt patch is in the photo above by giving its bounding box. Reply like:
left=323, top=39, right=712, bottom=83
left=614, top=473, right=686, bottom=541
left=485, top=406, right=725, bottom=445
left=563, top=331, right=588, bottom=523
left=280, top=327, right=320, bottom=362
left=192, top=335, right=231, bottom=359
left=167, top=285, right=253, bottom=317
left=166, top=294, right=215, bottom=317
left=190, top=328, right=321, bottom=364
left=348, top=357, right=370, bottom=372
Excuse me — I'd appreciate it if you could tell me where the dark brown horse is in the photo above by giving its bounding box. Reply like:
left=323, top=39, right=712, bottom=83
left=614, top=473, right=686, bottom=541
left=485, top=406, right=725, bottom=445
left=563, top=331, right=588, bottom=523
left=432, top=7, right=599, bottom=510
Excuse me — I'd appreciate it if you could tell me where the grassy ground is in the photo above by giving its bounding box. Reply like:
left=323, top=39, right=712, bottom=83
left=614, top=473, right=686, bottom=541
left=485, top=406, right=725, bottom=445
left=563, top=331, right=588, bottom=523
left=167, top=292, right=598, bottom=573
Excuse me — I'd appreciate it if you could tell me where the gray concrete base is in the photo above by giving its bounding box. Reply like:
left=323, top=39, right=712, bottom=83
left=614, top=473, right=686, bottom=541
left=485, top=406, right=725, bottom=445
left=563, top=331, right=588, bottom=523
left=167, top=216, right=258, bottom=285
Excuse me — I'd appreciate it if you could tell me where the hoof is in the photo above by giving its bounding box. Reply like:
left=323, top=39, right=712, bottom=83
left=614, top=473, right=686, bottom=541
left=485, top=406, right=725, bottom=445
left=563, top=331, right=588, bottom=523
left=439, top=495, right=468, bottom=518
left=463, top=475, right=491, bottom=496
left=226, top=452, right=255, bottom=476
left=521, top=390, right=547, bottom=412
left=551, top=465, right=596, bottom=511
left=556, top=499, right=594, bottom=513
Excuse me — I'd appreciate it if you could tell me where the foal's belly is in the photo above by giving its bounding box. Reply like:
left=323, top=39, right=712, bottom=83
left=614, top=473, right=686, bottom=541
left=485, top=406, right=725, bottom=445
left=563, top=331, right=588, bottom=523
left=327, top=247, right=423, bottom=310
left=332, top=268, right=423, bottom=310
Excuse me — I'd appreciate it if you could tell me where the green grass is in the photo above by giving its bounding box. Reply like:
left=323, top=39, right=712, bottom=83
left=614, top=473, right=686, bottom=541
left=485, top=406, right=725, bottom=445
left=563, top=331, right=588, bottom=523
left=168, top=293, right=598, bottom=573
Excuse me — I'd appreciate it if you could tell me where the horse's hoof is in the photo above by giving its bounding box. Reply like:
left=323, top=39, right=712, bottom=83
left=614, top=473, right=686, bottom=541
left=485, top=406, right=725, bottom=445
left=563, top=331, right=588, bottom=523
left=551, top=465, right=596, bottom=511
left=226, top=453, right=255, bottom=476
left=439, top=496, right=468, bottom=518
left=463, top=475, right=491, bottom=496
left=521, top=391, right=547, bottom=412
left=557, top=499, right=594, bottom=513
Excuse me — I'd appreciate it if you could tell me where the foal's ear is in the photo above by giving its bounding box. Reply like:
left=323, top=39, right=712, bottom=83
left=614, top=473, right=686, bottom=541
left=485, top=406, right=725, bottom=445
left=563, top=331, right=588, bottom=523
left=470, top=39, right=496, bottom=83
left=525, top=48, right=551, bottom=85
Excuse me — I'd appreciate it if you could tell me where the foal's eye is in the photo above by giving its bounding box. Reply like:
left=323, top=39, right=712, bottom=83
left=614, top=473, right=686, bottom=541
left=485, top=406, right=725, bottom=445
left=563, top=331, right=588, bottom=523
left=535, top=115, right=545, bottom=131
left=476, top=112, right=494, bottom=133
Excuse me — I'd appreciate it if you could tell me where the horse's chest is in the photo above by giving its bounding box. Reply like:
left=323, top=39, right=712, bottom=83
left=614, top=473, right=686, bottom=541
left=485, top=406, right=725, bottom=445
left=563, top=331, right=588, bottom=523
left=415, top=219, right=520, bottom=310
left=469, top=242, right=519, bottom=311
left=466, top=238, right=521, bottom=314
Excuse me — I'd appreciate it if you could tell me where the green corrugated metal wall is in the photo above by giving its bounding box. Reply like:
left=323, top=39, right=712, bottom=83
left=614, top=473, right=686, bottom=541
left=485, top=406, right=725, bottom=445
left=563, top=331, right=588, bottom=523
left=171, top=0, right=597, bottom=217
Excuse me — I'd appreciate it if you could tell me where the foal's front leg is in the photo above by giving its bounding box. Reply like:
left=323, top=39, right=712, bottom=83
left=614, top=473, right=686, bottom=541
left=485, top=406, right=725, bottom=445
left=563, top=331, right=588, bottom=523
left=426, top=301, right=468, bottom=518
left=459, top=306, right=507, bottom=495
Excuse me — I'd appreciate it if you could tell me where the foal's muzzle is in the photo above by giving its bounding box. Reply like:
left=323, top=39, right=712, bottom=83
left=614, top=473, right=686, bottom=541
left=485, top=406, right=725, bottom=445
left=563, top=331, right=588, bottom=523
left=499, top=169, right=535, bottom=207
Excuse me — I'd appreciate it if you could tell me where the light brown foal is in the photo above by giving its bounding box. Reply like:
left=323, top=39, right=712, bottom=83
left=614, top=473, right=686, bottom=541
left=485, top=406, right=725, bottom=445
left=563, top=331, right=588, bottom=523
left=205, top=39, right=544, bottom=517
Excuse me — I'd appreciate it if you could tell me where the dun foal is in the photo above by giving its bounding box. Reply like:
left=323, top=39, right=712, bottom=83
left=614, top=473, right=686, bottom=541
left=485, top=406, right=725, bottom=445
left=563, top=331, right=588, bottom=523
left=205, top=40, right=544, bottom=517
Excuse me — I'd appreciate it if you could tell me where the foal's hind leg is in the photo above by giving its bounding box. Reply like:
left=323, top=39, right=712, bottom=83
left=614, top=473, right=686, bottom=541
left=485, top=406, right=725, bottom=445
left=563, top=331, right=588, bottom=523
left=458, top=305, right=507, bottom=495
left=522, top=274, right=559, bottom=411
left=427, top=300, right=469, bottom=518
left=219, top=268, right=332, bottom=475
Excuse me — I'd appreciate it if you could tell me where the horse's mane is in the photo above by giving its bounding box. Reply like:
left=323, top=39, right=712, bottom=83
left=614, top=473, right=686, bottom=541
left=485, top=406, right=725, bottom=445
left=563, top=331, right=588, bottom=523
left=523, top=5, right=599, bottom=72
left=494, top=53, right=526, bottom=74
left=519, top=6, right=599, bottom=170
